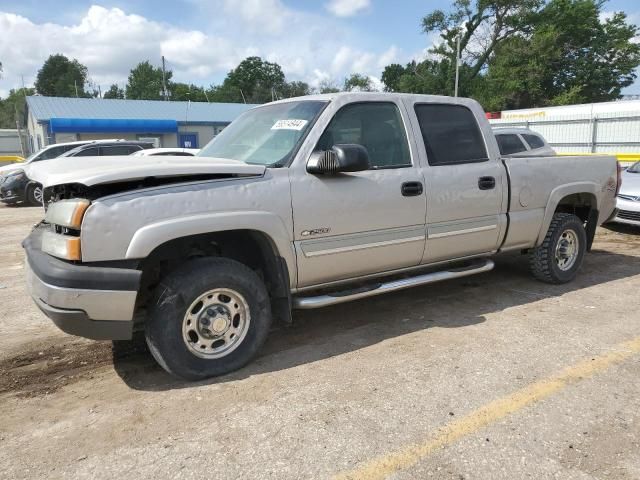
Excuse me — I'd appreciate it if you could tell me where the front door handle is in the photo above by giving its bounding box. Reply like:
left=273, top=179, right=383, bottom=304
left=401, top=181, right=423, bottom=197
left=478, top=176, right=496, bottom=190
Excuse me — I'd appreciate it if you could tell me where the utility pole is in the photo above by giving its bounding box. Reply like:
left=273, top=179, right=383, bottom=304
left=74, top=80, right=79, bottom=97
left=161, top=55, right=168, bottom=101
left=454, top=33, right=461, bottom=97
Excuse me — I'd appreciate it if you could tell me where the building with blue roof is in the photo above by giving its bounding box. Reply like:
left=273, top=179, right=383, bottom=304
left=25, top=96, right=257, bottom=153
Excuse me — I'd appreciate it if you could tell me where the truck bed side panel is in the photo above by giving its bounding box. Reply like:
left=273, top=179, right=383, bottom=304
left=502, top=155, right=617, bottom=250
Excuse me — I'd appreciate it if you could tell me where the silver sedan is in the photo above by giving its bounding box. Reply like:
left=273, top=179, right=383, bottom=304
left=614, top=161, right=640, bottom=227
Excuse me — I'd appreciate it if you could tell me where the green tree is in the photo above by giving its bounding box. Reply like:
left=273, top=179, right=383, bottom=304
left=422, top=0, right=542, bottom=84
left=103, top=84, right=125, bottom=99
left=171, top=83, right=209, bottom=102
left=383, top=0, right=640, bottom=110
left=125, top=61, right=172, bottom=100
left=343, top=73, right=375, bottom=92
left=479, top=0, right=640, bottom=109
left=317, top=79, right=341, bottom=94
left=0, top=88, right=35, bottom=128
left=35, top=54, right=89, bottom=97
left=281, top=80, right=311, bottom=98
left=381, top=64, right=407, bottom=92
left=209, top=57, right=287, bottom=103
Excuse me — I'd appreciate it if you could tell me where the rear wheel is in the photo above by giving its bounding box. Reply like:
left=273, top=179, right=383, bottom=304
left=529, top=213, right=587, bottom=284
left=26, top=183, right=43, bottom=206
left=145, top=257, right=272, bottom=380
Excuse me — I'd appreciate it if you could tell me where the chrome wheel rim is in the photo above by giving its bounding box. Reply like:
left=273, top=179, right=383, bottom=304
left=555, top=229, right=579, bottom=271
left=34, top=186, right=43, bottom=204
left=182, top=288, right=250, bottom=359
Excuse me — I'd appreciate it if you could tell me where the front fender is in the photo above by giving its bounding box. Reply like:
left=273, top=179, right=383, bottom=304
left=535, top=182, right=599, bottom=245
left=124, top=210, right=296, bottom=283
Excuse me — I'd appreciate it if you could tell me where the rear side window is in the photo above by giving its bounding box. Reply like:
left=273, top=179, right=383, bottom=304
left=414, top=104, right=488, bottom=165
left=496, top=134, right=528, bottom=155
left=522, top=133, right=545, bottom=149
left=101, top=145, right=139, bottom=156
left=72, top=147, right=99, bottom=157
left=317, top=102, right=411, bottom=169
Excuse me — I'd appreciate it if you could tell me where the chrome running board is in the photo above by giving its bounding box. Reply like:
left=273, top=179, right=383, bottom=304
left=292, top=259, right=494, bottom=309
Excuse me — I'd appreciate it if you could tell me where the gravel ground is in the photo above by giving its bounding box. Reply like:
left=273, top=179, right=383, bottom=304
left=0, top=203, right=639, bottom=479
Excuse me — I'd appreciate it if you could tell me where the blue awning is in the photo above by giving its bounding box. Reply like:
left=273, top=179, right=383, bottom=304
left=49, top=118, right=178, bottom=133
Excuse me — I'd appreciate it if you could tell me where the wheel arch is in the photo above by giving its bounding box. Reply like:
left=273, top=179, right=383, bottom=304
left=535, top=183, right=600, bottom=247
left=128, top=212, right=295, bottom=325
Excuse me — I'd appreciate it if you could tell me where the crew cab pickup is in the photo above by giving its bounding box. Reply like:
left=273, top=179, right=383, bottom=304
left=24, top=93, right=619, bottom=380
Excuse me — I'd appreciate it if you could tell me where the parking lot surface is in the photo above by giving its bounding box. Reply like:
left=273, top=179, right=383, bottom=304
left=1, top=204, right=639, bottom=479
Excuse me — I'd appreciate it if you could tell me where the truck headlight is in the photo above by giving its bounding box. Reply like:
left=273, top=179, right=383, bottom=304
left=41, top=230, right=82, bottom=261
left=44, top=199, right=90, bottom=229
left=42, top=199, right=90, bottom=260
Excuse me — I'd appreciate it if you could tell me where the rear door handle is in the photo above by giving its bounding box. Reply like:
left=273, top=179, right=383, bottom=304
left=401, top=181, right=423, bottom=197
left=478, top=176, right=496, bottom=190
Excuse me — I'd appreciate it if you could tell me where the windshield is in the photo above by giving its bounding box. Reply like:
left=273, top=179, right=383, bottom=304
left=198, top=100, right=327, bottom=166
left=628, top=161, right=640, bottom=173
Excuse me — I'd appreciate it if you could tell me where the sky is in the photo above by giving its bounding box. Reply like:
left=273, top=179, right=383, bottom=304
left=0, top=0, right=639, bottom=98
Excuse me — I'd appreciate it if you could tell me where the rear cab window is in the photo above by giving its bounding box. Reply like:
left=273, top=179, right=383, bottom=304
left=495, top=134, right=528, bottom=155
left=414, top=104, right=488, bottom=165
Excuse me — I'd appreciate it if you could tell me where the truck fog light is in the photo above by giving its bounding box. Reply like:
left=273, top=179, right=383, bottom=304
left=41, top=231, right=82, bottom=261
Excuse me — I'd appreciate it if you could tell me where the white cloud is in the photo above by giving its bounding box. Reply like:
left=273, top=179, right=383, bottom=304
left=0, top=4, right=401, bottom=96
left=325, top=0, right=370, bottom=17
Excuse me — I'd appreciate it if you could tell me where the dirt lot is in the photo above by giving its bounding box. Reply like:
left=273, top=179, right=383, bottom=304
left=1, top=204, right=639, bottom=480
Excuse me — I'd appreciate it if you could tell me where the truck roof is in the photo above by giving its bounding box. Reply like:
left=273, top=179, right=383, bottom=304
left=269, top=91, right=484, bottom=110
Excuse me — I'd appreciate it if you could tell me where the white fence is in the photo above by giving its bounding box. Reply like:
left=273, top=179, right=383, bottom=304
left=490, top=112, right=640, bottom=155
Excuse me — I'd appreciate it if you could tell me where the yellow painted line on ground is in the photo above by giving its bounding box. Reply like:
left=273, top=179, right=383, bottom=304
left=334, top=336, right=640, bottom=480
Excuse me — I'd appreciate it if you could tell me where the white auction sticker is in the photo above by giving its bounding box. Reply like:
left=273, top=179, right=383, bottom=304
left=271, top=119, right=308, bottom=131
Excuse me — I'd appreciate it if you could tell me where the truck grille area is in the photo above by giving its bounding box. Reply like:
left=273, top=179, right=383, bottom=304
left=617, top=209, right=640, bottom=222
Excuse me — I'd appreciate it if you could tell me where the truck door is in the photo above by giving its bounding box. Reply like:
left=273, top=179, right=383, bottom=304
left=409, top=101, right=506, bottom=263
left=290, top=100, right=427, bottom=288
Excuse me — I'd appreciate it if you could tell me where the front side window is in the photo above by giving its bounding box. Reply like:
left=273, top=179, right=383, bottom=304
left=496, top=134, right=528, bottom=155
left=522, top=133, right=545, bottom=149
left=415, top=104, right=488, bottom=165
left=316, top=102, right=411, bottom=168
left=198, top=101, right=326, bottom=166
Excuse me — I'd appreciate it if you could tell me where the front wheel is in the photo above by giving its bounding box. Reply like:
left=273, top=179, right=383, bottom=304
left=529, top=213, right=587, bottom=284
left=26, top=183, right=43, bottom=206
left=145, top=257, right=272, bottom=380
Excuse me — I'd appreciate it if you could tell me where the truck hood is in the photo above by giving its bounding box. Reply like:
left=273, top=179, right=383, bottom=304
left=619, top=170, right=640, bottom=196
left=26, top=156, right=266, bottom=188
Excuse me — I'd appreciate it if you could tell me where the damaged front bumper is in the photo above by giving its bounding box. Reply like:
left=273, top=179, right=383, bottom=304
left=23, top=227, right=141, bottom=340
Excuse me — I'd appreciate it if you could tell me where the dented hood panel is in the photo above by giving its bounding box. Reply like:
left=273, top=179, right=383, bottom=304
left=26, top=155, right=266, bottom=188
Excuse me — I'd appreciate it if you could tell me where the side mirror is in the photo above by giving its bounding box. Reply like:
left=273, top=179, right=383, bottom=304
left=307, top=144, right=371, bottom=174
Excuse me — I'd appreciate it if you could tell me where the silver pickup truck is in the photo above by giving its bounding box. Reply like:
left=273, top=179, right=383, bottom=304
left=25, top=93, right=620, bottom=380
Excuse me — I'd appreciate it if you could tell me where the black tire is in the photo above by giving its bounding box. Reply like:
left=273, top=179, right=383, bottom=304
left=26, top=183, right=43, bottom=206
left=145, top=257, right=272, bottom=380
left=529, top=213, right=587, bottom=284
